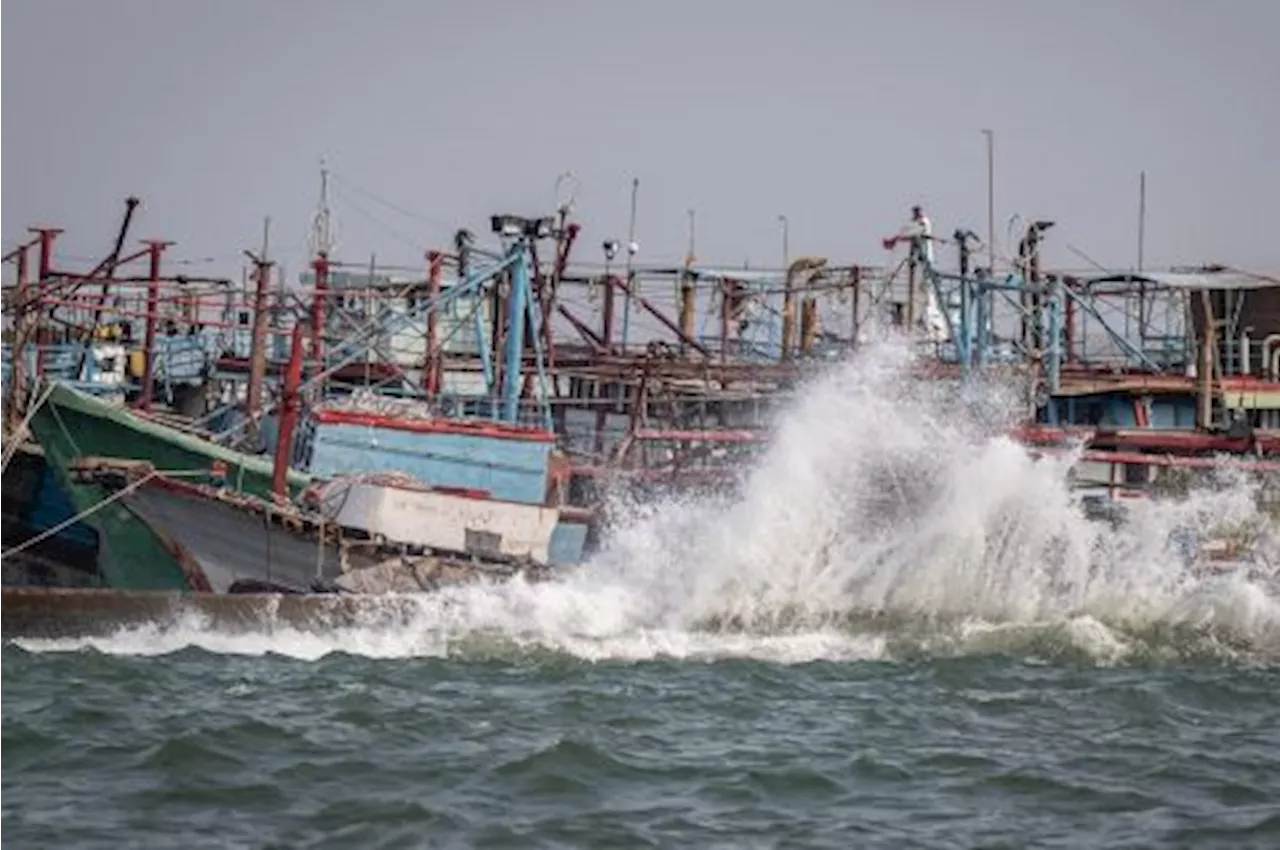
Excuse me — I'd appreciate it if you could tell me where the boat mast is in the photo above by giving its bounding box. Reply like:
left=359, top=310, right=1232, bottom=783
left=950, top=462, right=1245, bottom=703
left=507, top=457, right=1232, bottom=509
left=308, top=162, right=337, bottom=386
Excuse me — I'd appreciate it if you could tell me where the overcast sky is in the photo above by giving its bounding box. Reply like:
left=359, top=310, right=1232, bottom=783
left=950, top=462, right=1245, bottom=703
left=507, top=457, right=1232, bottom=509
left=4, top=0, right=1278, bottom=281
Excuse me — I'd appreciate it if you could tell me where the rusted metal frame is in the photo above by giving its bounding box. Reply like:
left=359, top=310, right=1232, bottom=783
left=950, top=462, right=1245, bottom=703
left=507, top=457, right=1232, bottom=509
left=242, top=250, right=274, bottom=423
left=26, top=297, right=245, bottom=331
left=136, top=240, right=173, bottom=411
left=622, top=357, right=655, bottom=470
left=273, top=325, right=306, bottom=499
left=12, top=273, right=231, bottom=290
left=76, top=197, right=142, bottom=376
left=632, top=427, right=769, bottom=442
left=423, top=250, right=443, bottom=395
left=719, top=279, right=731, bottom=363
left=319, top=276, right=423, bottom=397
left=2, top=237, right=41, bottom=265
left=28, top=227, right=62, bottom=376
left=606, top=274, right=710, bottom=357
left=310, top=253, right=330, bottom=365
left=556, top=303, right=605, bottom=351
left=546, top=221, right=581, bottom=382
left=4, top=243, right=34, bottom=434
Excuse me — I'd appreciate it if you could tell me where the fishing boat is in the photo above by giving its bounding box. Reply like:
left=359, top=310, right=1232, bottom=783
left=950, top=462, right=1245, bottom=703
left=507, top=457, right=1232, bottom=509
left=21, top=373, right=587, bottom=593
left=13, top=214, right=593, bottom=592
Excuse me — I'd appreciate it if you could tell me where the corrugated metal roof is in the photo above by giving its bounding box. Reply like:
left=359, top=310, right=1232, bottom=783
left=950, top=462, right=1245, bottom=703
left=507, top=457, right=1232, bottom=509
left=1086, top=270, right=1279, bottom=291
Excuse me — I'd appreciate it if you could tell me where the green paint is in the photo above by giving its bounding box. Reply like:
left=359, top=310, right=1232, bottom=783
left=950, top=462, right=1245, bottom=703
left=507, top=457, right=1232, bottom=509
left=28, top=383, right=311, bottom=591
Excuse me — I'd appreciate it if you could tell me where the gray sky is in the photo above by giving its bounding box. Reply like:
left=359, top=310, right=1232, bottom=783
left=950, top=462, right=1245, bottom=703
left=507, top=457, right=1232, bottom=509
left=4, top=0, right=1278, bottom=280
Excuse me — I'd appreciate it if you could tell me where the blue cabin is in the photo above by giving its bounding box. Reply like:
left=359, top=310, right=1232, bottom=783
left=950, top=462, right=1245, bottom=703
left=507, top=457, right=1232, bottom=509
left=304, top=406, right=589, bottom=565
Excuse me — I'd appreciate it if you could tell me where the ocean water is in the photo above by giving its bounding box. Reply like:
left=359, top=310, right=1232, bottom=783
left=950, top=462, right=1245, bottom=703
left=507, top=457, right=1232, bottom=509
left=5, top=341, right=1280, bottom=849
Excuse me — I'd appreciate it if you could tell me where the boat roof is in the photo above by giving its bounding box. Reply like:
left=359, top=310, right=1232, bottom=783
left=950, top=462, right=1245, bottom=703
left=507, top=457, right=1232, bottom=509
left=1087, top=269, right=1279, bottom=291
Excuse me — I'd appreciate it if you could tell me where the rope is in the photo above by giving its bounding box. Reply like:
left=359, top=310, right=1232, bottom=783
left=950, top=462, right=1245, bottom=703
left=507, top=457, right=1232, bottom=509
left=1, top=467, right=209, bottom=559
left=0, top=468, right=158, bottom=560
left=1, top=380, right=57, bottom=474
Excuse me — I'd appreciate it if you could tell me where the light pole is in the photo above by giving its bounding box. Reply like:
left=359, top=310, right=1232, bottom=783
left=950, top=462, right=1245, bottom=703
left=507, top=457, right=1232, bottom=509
left=601, top=239, right=619, bottom=350
left=982, top=129, right=995, bottom=273
left=620, top=177, right=639, bottom=349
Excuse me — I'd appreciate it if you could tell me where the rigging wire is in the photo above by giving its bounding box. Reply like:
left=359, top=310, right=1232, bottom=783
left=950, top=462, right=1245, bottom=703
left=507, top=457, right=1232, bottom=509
left=329, top=185, right=430, bottom=256
left=326, top=170, right=460, bottom=233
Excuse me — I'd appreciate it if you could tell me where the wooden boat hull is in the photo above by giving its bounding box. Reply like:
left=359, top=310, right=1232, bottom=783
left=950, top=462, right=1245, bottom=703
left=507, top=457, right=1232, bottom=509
left=100, top=471, right=563, bottom=594
left=122, top=478, right=347, bottom=592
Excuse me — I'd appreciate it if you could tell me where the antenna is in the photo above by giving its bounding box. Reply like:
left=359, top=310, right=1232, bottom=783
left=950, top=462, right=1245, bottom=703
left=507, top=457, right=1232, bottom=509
left=982, top=129, right=995, bottom=272
left=1137, top=170, right=1148, bottom=339
left=310, top=159, right=338, bottom=257
left=1137, top=170, right=1146, bottom=273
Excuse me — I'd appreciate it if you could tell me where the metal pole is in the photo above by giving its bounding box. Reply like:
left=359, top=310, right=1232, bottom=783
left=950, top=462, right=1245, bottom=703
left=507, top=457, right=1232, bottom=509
left=720, top=279, right=731, bottom=363
left=273, top=324, right=306, bottom=498
left=778, top=215, right=789, bottom=270
left=137, top=240, right=171, bottom=411
left=5, top=245, right=32, bottom=433
left=686, top=209, right=696, bottom=266
left=780, top=216, right=792, bottom=354
left=781, top=262, right=797, bottom=361
left=1137, top=170, right=1147, bottom=340
left=620, top=178, right=639, bottom=350
left=29, top=228, right=62, bottom=376
left=501, top=239, right=529, bottom=423
left=600, top=248, right=616, bottom=351
left=244, top=218, right=273, bottom=424
left=983, top=129, right=995, bottom=272
left=424, top=250, right=443, bottom=396
left=850, top=266, right=862, bottom=348
left=310, top=252, right=329, bottom=365
left=1137, top=170, right=1146, bottom=273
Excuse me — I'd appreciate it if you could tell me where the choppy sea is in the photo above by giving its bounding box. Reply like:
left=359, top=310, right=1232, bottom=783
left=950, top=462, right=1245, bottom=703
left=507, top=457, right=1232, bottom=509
left=5, top=341, right=1279, bottom=848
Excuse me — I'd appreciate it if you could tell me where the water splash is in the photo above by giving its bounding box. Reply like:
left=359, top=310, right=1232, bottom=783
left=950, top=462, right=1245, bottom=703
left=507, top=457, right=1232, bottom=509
left=14, top=339, right=1280, bottom=665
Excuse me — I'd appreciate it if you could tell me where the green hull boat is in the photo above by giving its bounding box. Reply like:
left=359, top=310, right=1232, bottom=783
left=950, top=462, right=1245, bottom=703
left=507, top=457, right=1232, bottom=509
left=26, top=382, right=310, bottom=591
